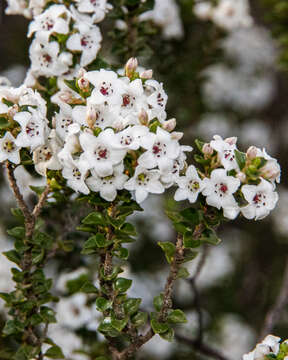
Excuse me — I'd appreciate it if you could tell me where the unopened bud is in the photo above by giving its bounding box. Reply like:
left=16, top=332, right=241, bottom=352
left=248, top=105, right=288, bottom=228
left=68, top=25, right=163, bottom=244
left=236, top=172, right=246, bottom=183
left=78, top=68, right=87, bottom=78
left=225, top=136, right=237, bottom=145
left=260, top=161, right=281, bottom=181
left=52, top=116, right=56, bottom=129
left=125, top=57, right=138, bottom=78
left=59, top=90, right=73, bottom=103
left=86, top=105, right=97, bottom=128
left=162, top=118, right=176, bottom=132
left=138, top=108, right=149, bottom=125
left=171, top=131, right=183, bottom=140
left=77, top=76, right=90, bottom=92
left=140, top=69, right=153, bottom=79
left=246, top=146, right=258, bottom=159
left=113, top=120, right=125, bottom=131
left=202, top=143, right=213, bottom=156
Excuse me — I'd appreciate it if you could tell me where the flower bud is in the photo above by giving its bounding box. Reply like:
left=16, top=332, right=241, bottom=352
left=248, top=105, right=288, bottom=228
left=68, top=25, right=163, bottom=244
left=138, top=108, right=149, bottom=126
left=236, top=171, right=246, bottom=183
left=246, top=146, right=258, bottom=159
left=86, top=105, right=97, bottom=128
left=162, top=118, right=176, bottom=132
left=202, top=143, right=213, bottom=156
left=78, top=76, right=90, bottom=92
left=113, top=120, right=125, bottom=131
left=125, top=57, right=138, bottom=78
left=78, top=68, right=86, bottom=78
left=8, top=104, right=19, bottom=118
left=140, top=69, right=153, bottom=79
left=225, top=136, right=237, bottom=145
left=52, top=116, right=56, bottom=129
left=260, top=161, right=281, bottom=182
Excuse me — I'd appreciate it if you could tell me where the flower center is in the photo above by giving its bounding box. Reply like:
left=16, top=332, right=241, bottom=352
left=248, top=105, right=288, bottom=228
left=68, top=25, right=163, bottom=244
left=3, top=140, right=15, bottom=153
left=81, top=36, right=93, bottom=49
left=99, top=81, right=113, bottom=96
left=188, top=180, right=200, bottom=192
left=157, top=93, right=164, bottom=107
left=137, top=173, right=149, bottom=185
left=223, top=149, right=235, bottom=162
left=253, top=192, right=267, bottom=207
left=72, top=168, right=81, bottom=180
left=26, top=121, right=40, bottom=138
left=214, top=182, right=228, bottom=198
left=120, top=135, right=133, bottom=146
left=152, top=142, right=167, bottom=158
left=95, top=146, right=109, bottom=160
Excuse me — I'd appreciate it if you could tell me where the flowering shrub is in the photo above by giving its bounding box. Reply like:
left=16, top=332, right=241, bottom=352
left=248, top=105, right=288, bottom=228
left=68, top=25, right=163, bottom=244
left=0, top=0, right=285, bottom=359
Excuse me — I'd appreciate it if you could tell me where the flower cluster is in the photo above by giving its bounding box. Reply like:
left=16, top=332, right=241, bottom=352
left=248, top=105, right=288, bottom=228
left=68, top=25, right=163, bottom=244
left=242, top=335, right=288, bottom=360
left=174, top=135, right=280, bottom=220
left=194, top=0, right=253, bottom=30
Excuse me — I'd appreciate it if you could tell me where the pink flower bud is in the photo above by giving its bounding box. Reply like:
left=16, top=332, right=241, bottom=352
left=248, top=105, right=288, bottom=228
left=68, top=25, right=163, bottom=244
left=225, top=136, right=237, bottom=145
left=202, top=143, right=213, bottom=156
left=236, top=172, right=246, bottom=183
left=246, top=146, right=258, bottom=159
left=162, top=118, right=176, bottom=132
left=78, top=77, right=90, bottom=91
left=86, top=105, right=97, bottom=128
left=140, top=69, right=153, bottom=79
left=8, top=104, right=19, bottom=118
left=138, top=108, right=149, bottom=125
left=125, top=57, right=138, bottom=78
left=78, top=68, right=87, bottom=78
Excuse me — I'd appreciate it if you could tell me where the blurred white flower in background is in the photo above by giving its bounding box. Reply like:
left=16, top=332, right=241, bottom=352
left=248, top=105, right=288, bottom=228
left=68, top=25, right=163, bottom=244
left=0, top=65, right=27, bottom=87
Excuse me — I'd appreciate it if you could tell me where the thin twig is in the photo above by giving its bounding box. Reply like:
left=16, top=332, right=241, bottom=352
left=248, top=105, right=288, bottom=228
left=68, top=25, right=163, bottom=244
left=175, top=334, right=230, bottom=360
left=32, top=185, right=50, bottom=218
left=260, top=258, right=288, bottom=339
left=117, top=234, right=184, bottom=360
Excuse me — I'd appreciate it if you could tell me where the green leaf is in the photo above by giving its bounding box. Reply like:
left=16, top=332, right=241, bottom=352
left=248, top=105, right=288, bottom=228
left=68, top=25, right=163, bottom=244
left=3, top=250, right=21, bottom=265
left=29, top=186, right=46, bottom=195
left=234, top=149, right=246, bottom=170
left=176, top=267, right=190, bottom=279
left=167, top=309, right=187, bottom=324
left=80, top=281, right=98, bottom=294
left=98, top=318, right=119, bottom=337
left=111, top=317, right=128, bottom=331
left=200, top=228, right=221, bottom=245
left=114, top=246, right=129, bottom=260
left=182, top=249, right=198, bottom=263
left=120, top=223, right=137, bottom=236
left=40, top=306, right=56, bottom=323
left=13, top=344, right=38, bottom=360
left=153, top=294, right=164, bottom=312
left=11, top=208, right=24, bottom=222
left=114, top=278, right=132, bottom=293
left=3, top=319, right=24, bottom=336
left=96, top=297, right=113, bottom=312
left=131, top=312, right=148, bottom=327
left=32, top=248, right=45, bottom=264
left=173, top=222, right=190, bottom=235
left=159, top=328, right=174, bottom=342
left=82, top=212, right=105, bottom=225
left=158, top=242, right=176, bottom=264
left=123, top=298, right=141, bottom=315
left=183, top=232, right=201, bottom=248
left=0, top=117, right=9, bottom=129
left=64, top=79, right=79, bottom=93
left=7, top=227, right=25, bottom=239
left=150, top=319, right=169, bottom=334
left=44, top=346, right=65, bottom=359
left=180, top=208, right=201, bottom=225
left=195, top=139, right=205, bottom=152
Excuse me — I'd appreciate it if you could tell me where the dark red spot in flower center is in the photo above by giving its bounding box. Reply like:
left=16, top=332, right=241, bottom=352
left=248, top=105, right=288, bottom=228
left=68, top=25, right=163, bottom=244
left=43, top=54, right=52, bottom=63
left=253, top=193, right=261, bottom=204
left=98, top=149, right=107, bottom=158
left=220, top=184, right=228, bottom=193
left=123, top=95, right=130, bottom=107
left=153, top=145, right=161, bottom=154
left=100, top=87, right=109, bottom=96
left=81, top=37, right=88, bottom=47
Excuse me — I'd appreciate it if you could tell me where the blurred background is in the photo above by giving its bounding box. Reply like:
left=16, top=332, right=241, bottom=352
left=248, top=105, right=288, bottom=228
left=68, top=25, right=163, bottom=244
left=0, top=0, right=288, bottom=359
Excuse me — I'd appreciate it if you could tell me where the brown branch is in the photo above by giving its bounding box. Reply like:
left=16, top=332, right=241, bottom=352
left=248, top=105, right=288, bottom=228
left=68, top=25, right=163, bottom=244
left=259, top=258, right=288, bottom=339
left=117, top=234, right=185, bottom=360
left=32, top=185, right=50, bottom=218
left=175, top=334, right=230, bottom=360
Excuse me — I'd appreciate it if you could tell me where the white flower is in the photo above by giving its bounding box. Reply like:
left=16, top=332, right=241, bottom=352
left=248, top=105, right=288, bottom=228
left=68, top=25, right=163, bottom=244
left=174, top=165, right=204, bottom=203
left=138, top=127, right=180, bottom=172
left=66, top=25, right=102, bottom=67
left=79, top=129, right=126, bottom=177
left=28, top=5, right=70, bottom=38
left=33, top=130, right=63, bottom=176
left=145, top=80, right=168, bottom=121
left=0, top=132, right=20, bottom=164
left=212, top=0, right=253, bottom=30
left=242, top=335, right=281, bottom=360
left=124, top=166, right=165, bottom=203
left=76, top=0, right=112, bottom=22
left=62, top=158, right=90, bottom=194
left=86, top=163, right=128, bottom=201
left=55, top=106, right=75, bottom=140
left=84, top=69, right=125, bottom=106
left=29, top=38, right=72, bottom=77
left=256, top=148, right=281, bottom=183
left=210, top=135, right=239, bottom=171
left=0, top=77, right=11, bottom=88
left=241, top=178, right=279, bottom=220
left=56, top=293, right=92, bottom=329
left=114, top=125, right=150, bottom=150
left=202, top=169, right=240, bottom=219
left=194, top=2, right=213, bottom=20
left=14, top=108, right=47, bottom=150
